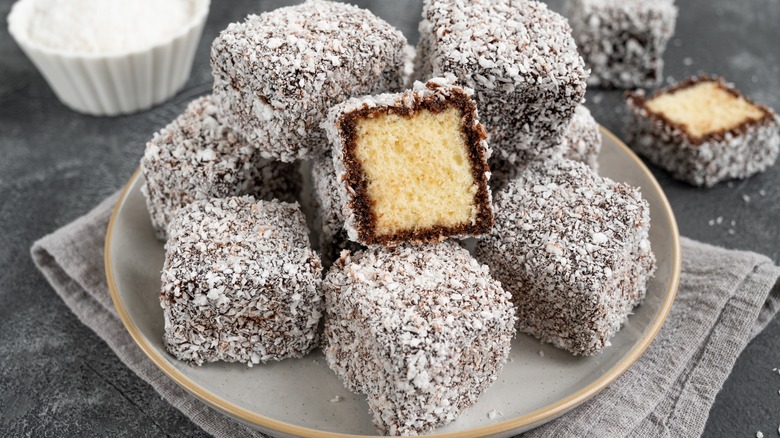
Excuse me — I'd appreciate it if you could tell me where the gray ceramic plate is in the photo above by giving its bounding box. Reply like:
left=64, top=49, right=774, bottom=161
left=106, top=127, right=681, bottom=437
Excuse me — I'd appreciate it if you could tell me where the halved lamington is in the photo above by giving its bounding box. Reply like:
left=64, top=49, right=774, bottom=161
left=323, top=242, right=515, bottom=435
left=476, top=159, right=655, bottom=356
left=489, top=104, right=602, bottom=192
left=311, top=157, right=364, bottom=268
left=141, top=95, right=300, bottom=240
left=415, top=0, right=587, bottom=163
left=325, top=77, right=493, bottom=246
left=565, top=0, right=678, bottom=88
left=161, top=196, right=323, bottom=366
left=211, top=0, right=407, bottom=162
left=626, top=76, right=780, bottom=187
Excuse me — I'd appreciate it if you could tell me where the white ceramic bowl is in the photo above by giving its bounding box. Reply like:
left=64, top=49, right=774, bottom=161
left=7, top=0, right=210, bottom=116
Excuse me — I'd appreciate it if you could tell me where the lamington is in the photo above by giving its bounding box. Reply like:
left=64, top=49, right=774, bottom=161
left=415, top=0, right=587, bottom=164
left=476, top=159, right=655, bottom=356
left=140, top=95, right=300, bottom=240
left=311, top=157, right=364, bottom=268
left=489, top=104, right=602, bottom=192
left=161, top=196, right=323, bottom=366
left=210, top=0, right=407, bottom=162
left=626, top=76, right=780, bottom=187
left=323, top=241, right=515, bottom=435
left=325, top=77, right=493, bottom=246
left=565, top=0, right=678, bottom=88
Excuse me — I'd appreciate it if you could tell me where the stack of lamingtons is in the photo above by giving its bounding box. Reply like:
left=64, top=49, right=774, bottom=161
left=138, top=0, right=656, bottom=435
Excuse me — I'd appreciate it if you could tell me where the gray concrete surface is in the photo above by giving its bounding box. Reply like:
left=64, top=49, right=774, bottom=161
left=1, top=0, right=778, bottom=436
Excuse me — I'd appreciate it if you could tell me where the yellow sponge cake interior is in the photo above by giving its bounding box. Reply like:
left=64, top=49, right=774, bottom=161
left=645, top=80, right=767, bottom=142
left=354, top=107, right=478, bottom=237
left=337, top=82, right=494, bottom=246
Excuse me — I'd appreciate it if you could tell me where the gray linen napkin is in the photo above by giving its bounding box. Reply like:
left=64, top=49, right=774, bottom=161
left=31, top=193, right=780, bottom=438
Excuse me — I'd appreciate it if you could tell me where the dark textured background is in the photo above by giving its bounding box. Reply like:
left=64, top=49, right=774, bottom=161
left=1, top=0, right=778, bottom=436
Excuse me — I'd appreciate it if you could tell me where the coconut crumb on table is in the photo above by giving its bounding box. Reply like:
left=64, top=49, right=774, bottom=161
left=330, top=395, right=343, bottom=403
left=487, top=409, right=502, bottom=420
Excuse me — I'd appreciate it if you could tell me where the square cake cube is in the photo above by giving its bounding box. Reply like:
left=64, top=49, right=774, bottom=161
left=476, top=159, right=655, bottom=356
left=325, top=77, right=493, bottom=246
left=210, top=0, right=407, bottom=162
left=565, top=0, right=678, bottom=88
left=415, top=0, right=587, bottom=163
left=626, top=76, right=780, bottom=187
left=323, top=241, right=515, bottom=435
left=140, top=95, right=300, bottom=240
left=161, top=196, right=323, bottom=366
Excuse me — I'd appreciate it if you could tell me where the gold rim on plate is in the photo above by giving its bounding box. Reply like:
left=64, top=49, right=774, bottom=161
left=105, top=126, right=681, bottom=437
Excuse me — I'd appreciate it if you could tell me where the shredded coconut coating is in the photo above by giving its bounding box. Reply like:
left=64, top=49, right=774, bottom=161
left=565, top=0, right=678, bottom=89
left=415, top=0, right=587, bottom=164
left=311, top=157, right=364, bottom=268
left=323, top=242, right=515, bottom=435
left=476, top=159, right=655, bottom=356
left=161, top=196, right=323, bottom=366
left=562, top=105, right=602, bottom=172
left=140, top=95, right=300, bottom=240
left=324, top=75, right=493, bottom=246
left=626, top=79, right=780, bottom=187
left=489, top=105, right=602, bottom=192
left=210, top=0, right=407, bottom=162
